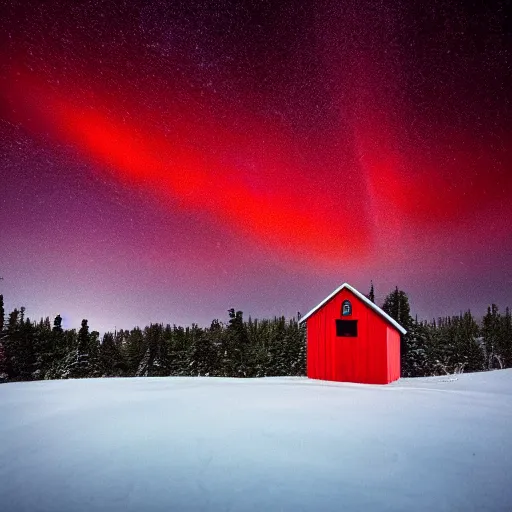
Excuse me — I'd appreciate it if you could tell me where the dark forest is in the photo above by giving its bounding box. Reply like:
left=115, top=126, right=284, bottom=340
left=1, top=285, right=510, bottom=384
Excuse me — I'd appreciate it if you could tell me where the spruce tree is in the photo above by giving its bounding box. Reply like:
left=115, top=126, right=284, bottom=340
left=3, top=308, right=36, bottom=381
left=402, top=319, right=429, bottom=377
left=5, top=309, right=20, bottom=380
left=89, top=331, right=101, bottom=361
left=482, top=305, right=501, bottom=369
left=189, top=326, right=218, bottom=376
left=0, top=294, right=4, bottom=333
left=43, top=315, right=64, bottom=379
left=0, top=342, right=7, bottom=382
left=53, top=315, right=63, bottom=332
left=282, top=317, right=306, bottom=376
left=457, top=311, right=484, bottom=373
left=100, top=332, right=125, bottom=376
left=168, top=325, right=191, bottom=376
left=227, top=309, right=249, bottom=376
left=436, top=316, right=457, bottom=374
left=32, top=316, right=53, bottom=380
left=61, top=319, right=100, bottom=378
left=51, top=314, right=65, bottom=358
left=382, top=287, right=412, bottom=330
left=500, top=308, right=512, bottom=367
left=0, top=295, right=6, bottom=381
left=367, top=282, right=375, bottom=303
left=382, top=287, right=413, bottom=376
left=122, top=327, right=146, bottom=376
left=139, top=323, right=170, bottom=377
left=205, top=319, right=224, bottom=376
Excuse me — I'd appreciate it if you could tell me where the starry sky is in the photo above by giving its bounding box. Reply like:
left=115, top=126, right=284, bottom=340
left=1, top=0, right=511, bottom=332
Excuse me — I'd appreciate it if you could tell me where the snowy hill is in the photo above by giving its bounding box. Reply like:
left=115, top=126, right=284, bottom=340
left=1, top=371, right=512, bottom=511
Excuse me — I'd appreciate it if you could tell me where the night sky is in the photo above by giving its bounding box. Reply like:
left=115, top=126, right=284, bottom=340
left=1, top=0, right=511, bottom=332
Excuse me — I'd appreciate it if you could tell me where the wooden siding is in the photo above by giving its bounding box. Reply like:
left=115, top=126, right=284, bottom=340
left=306, top=288, right=400, bottom=384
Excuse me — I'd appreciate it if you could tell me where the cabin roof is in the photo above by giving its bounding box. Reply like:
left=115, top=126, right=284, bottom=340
left=299, top=282, right=407, bottom=335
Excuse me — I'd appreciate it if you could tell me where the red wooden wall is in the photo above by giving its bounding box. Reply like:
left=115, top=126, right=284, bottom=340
left=386, top=326, right=401, bottom=383
left=306, top=288, right=401, bottom=384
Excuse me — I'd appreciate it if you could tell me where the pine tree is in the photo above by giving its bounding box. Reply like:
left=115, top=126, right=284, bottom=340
left=3, top=308, right=36, bottom=381
left=382, top=287, right=412, bottom=330
left=426, top=317, right=449, bottom=375
left=100, top=332, right=125, bottom=376
left=0, top=342, right=7, bottom=382
left=51, top=314, right=65, bottom=359
left=67, top=319, right=92, bottom=378
left=0, top=295, right=7, bottom=381
left=44, top=315, right=71, bottom=380
left=32, top=316, right=53, bottom=380
left=168, top=325, right=192, bottom=376
left=282, top=318, right=306, bottom=376
left=189, top=326, right=218, bottom=376
left=61, top=319, right=101, bottom=378
left=122, top=327, right=146, bottom=376
left=5, top=309, right=20, bottom=380
left=77, top=319, right=89, bottom=352
left=53, top=315, right=63, bottom=332
left=0, top=295, right=4, bottom=333
left=205, top=319, right=224, bottom=376
left=482, top=305, right=501, bottom=369
left=402, top=319, right=429, bottom=377
left=226, top=309, right=249, bottom=377
left=140, top=323, right=170, bottom=377
left=89, top=331, right=101, bottom=361
left=438, top=316, right=460, bottom=373
left=382, top=287, right=413, bottom=377
left=456, top=311, right=484, bottom=373
left=367, top=281, right=375, bottom=303
left=500, top=308, right=512, bottom=368
left=429, top=312, right=485, bottom=375
left=491, top=307, right=512, bottom=369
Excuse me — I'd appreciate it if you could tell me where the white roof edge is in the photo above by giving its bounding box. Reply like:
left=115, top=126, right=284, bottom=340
left=299, top=282, right=407, bottom=335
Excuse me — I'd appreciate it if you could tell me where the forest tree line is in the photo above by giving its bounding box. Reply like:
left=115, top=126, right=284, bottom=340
left=0, top=285, right=511, bottom=383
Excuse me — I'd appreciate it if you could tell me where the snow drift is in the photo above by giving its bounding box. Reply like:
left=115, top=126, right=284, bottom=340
left=1, top=370, right=512, bottom=511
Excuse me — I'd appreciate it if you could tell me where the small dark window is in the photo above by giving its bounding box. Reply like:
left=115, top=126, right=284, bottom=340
left=336, top=320, right=358, bottom=337
left=342, top=300, right=352, bottom=316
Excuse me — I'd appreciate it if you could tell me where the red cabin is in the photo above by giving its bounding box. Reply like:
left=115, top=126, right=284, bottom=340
left=299, top=283, right=406, bottom=384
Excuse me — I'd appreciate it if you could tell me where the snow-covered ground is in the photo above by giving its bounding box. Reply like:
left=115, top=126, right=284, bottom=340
left=1, top=371, right=512, bottom=512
